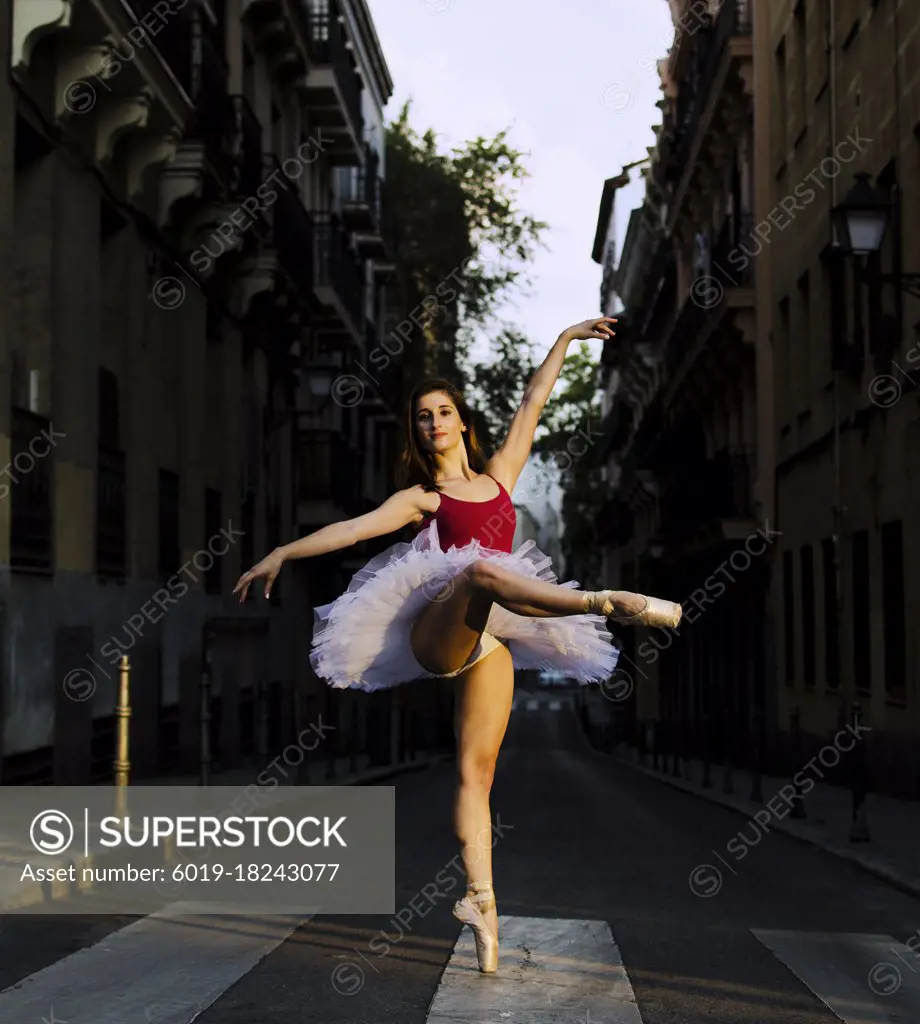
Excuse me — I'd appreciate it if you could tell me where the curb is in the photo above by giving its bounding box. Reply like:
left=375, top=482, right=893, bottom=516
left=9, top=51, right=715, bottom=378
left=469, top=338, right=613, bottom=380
left=614, top=754, right=920, bottom=903
left=1, top=752, right=453, bottom=912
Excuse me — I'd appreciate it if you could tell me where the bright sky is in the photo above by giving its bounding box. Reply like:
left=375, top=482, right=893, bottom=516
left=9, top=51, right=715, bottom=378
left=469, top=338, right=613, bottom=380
left=365, top=0, right=675, bottom=364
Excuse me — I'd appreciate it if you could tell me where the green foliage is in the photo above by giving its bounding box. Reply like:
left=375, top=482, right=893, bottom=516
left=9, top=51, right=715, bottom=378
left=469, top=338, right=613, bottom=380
left=382, top=100, right=547, bottom=380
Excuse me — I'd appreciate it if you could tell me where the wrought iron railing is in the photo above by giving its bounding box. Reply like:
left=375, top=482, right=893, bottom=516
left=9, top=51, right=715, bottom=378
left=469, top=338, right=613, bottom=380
left=265, top=155, right=314, bottom=297
left=313, top=211, right=364, bottom=328
left=335, top=145, right=381, bottom=224
left=669, top=0, right=752, bottom=182
left=308, top=0, right=364, bottom=136
left=711, top=213, right=755, bottom=287
left=659, top=445, right=754, bottom=538
left=228, top=95, right=263, bottom=198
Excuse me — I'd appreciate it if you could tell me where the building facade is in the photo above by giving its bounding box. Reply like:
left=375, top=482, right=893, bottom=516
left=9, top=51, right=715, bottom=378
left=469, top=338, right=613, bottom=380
left=0, top=0, right=442, bottom=783
left=593, top=0, right=779, bottom=772
left=595, top=0, right=919, bottom=798
left=766, top=0, right=920, bottom=795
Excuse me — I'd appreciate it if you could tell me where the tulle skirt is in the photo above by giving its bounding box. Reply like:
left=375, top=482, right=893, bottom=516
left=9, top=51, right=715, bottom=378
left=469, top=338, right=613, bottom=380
left=309, top=519, right=620, bottom=691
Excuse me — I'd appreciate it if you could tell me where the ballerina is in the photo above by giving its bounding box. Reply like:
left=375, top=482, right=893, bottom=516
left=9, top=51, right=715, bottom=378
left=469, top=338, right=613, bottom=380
left=233, top=315, right=681, bottom=974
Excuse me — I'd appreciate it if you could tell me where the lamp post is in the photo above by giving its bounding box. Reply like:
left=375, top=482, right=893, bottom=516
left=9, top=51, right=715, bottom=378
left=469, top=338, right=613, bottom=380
left=832, top=171, right=920, bottom=297
left=300, top=365, right=337, bottom=415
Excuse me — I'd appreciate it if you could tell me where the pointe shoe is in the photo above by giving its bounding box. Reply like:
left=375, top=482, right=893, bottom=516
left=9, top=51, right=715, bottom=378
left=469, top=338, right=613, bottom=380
left=583, top=590, right=682, bottom=627
left=452, top=880, right=498, bottom=973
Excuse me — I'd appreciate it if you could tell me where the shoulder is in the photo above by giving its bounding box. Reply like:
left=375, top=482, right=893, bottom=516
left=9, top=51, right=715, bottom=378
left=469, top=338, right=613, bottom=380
left=397, top=483, right=441, bottom=525
left=482, top=455, right=516, bottom=496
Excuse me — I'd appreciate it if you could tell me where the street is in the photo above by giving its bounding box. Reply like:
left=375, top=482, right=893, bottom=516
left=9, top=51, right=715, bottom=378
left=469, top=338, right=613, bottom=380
left=1, top=691, right=919, bottom=1024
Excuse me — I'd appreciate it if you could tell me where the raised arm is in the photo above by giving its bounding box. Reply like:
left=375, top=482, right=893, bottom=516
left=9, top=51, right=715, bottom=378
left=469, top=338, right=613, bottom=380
left=486, top=316, right=617, bottom=492
left=233, top=485, right=434, bottom=601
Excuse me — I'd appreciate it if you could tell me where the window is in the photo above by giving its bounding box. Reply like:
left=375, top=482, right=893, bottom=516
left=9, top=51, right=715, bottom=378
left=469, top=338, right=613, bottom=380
left=778, top=296, right=791, bottom=420
left=96, top=368, right=126, bottom=581
left=822, top=538, right=840, bottom=687
left=783, top=550, right=795, bottom=682
left=204, top=488, right=222, bottom=595
left=9, top=407, right=53, bottom=573
left=794, top=1, right=807, bottom=135
left=851, top=529, right=870, bottom=691
left=880, top=520, right=906, bottom=699
left=158, top=470, right=180, bottom=579
left=801, top=545, right=815, bottom=687
left=776, top=38, right=788, bottom=160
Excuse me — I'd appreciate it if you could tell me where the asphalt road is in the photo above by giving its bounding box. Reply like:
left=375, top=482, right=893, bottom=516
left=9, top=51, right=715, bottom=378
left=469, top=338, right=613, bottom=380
left=2, top=689, right=920, bottom=1023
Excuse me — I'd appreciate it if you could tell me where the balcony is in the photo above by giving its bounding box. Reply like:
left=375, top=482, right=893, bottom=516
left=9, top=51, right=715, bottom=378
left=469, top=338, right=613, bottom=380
left=297, top=429, right=362, bottom=525
left=303, top=0, right=364, bottom=163
left=658, top=445, right=756, bottom=550
left=335, top=146, right=381, bottom=231
left=228, top=95, right=264, bottom=198
left=312, top=211, right=364, bottom=337
left=666, top=213, right=756, bottom=386
left=265, top=155, right=314, bottom=298
left=665, top=0, right=752, bottom=204
left=597, top=497, right=634, bottom=547
left=711, top=213, right=755, bottom=289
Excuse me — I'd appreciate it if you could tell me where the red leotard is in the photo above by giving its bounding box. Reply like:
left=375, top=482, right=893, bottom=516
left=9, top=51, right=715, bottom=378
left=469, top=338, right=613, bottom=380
left=417, top=473, right=516, bottom=553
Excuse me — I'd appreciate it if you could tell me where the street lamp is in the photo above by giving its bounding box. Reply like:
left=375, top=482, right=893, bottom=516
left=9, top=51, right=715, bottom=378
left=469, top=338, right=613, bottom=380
left=300, top=365, right=336, bottom=414
left=831, top=172, right=890, bottom=256
left=832, top=171, right=920, bottom=298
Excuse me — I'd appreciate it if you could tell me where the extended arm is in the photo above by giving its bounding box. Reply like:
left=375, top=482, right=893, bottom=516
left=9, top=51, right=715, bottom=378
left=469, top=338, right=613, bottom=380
left=486, top=316, right=617, bottom=492
left=233, top=485, right=433, bottom=601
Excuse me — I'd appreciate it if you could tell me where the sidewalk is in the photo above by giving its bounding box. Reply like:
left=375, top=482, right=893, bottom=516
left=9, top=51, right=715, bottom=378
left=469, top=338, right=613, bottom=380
left=612, top=745, right=920, bottom=902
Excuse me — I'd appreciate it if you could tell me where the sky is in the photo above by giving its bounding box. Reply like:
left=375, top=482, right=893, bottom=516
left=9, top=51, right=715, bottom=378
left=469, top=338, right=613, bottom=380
left=365, top=0, right=675, bottom=363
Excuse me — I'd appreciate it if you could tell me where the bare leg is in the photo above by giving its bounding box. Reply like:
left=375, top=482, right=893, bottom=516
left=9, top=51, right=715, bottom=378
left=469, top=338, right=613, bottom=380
left=411, top=558, right=645, bottom=675
left=453, top=641, right=514, bottom=948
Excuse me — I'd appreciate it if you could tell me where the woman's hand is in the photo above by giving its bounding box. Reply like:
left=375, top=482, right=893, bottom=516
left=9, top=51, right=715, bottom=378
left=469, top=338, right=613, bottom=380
left=233, top=548, right=286, bottom=602
left=560, top=316, right=617, bottom=342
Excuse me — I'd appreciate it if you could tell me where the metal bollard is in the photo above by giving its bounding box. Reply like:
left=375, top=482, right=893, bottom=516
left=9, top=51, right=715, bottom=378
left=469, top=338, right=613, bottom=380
left=849, top=701, right=871, bottom=842
left=114, top=656, right=131, bottom=820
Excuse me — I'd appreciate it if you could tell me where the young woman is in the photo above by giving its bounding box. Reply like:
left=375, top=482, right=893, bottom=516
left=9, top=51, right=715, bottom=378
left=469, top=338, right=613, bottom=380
left=233, top=315, right=681, bottom=974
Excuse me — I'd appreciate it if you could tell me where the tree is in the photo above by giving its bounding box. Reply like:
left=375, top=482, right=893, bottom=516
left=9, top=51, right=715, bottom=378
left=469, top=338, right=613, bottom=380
left=381, top=100, right=547, bottom=388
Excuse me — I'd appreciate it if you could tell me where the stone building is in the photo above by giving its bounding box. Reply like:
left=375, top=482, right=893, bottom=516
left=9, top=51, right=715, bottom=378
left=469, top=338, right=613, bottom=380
left=595, top=0, right=920, bottom=797
left=0, top=0, right=437, bottom=783
left=765, top=0, right=920, bottom=794
left=593, top=0, right=777, bottom=775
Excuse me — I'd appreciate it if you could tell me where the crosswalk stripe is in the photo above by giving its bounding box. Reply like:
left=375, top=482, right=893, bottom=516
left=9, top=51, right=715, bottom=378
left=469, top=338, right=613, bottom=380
left=427, top=916, right=644, bottom=1023
left=0, top=903, right=307, bottom=1024
left=752, top=928, right=920, bottom=1022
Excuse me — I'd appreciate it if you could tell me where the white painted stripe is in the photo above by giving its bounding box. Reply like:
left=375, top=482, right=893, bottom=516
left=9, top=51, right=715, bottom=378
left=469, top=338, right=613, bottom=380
left=753, top=929, right=920, bottom=1023
left=525, top=699, right=539, bottom=711
left=549, top=700, right=561, bottom=711
left=428, top=916, right=643, bottom=1023
left=0, top=902, right=307, bottom=1024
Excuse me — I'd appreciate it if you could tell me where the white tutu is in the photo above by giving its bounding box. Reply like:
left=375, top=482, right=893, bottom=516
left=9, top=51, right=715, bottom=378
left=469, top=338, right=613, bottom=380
left=310, top=519, right=620, bottom=691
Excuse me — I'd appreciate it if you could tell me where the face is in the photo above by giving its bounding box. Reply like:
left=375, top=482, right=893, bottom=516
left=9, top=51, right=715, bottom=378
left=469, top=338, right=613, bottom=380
left=415, top=391, right=465, bottom=453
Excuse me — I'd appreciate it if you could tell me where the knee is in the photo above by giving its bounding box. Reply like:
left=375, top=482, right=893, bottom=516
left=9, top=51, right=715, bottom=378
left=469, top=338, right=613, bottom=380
left=468, top=558, right=501, bottom=591
left=459, top=752, right=496, bottom=793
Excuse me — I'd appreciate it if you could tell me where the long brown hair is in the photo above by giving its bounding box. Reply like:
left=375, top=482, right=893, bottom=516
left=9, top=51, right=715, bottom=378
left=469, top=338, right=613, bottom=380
left=395, top=377, right=487, bottom=491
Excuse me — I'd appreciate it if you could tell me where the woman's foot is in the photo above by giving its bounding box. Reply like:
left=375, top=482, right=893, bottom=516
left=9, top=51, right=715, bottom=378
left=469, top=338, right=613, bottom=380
left=452, top=880, right=498, bottom=973
left=583, top=590, right=682, bottom=627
